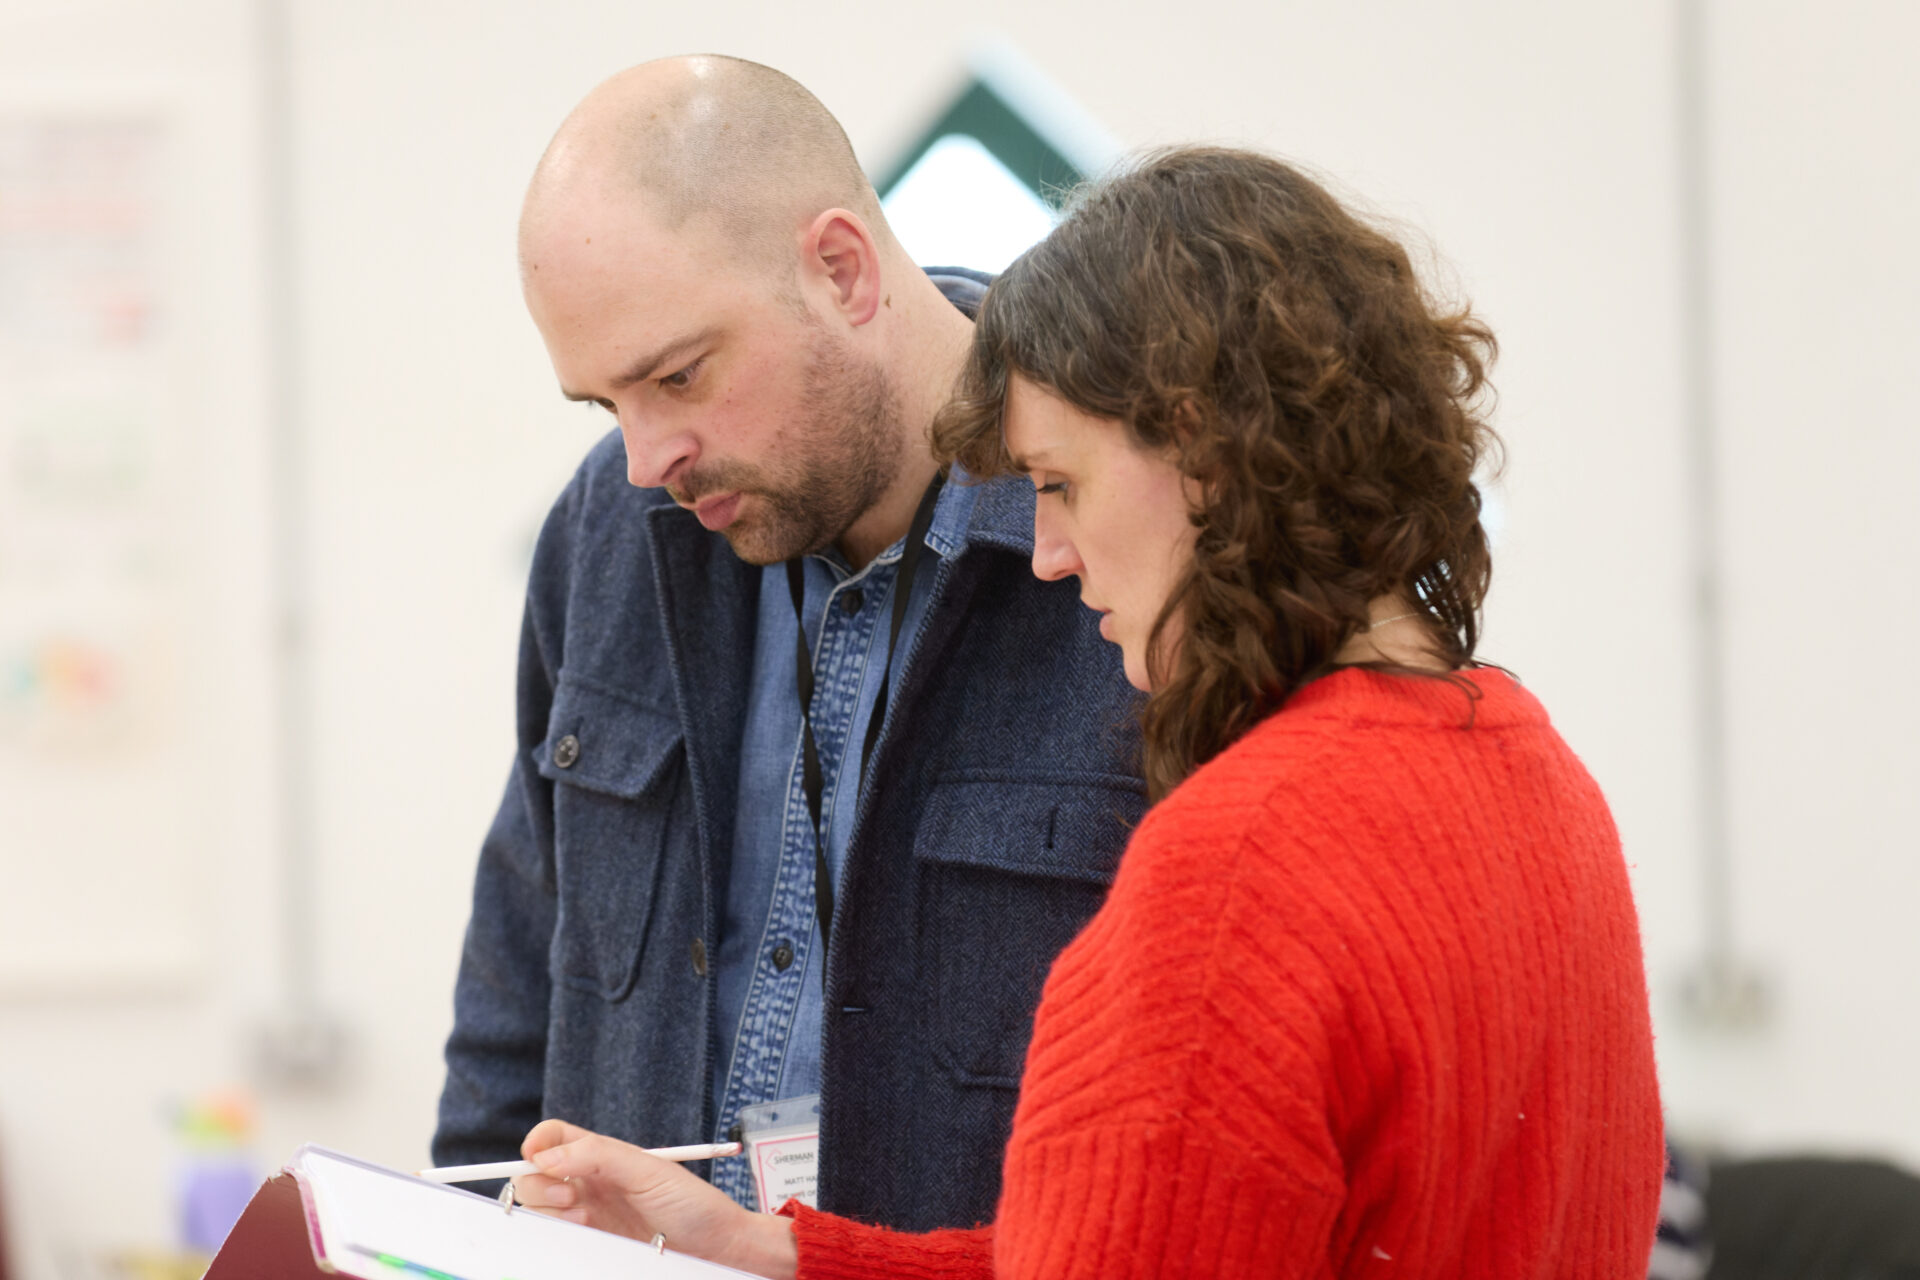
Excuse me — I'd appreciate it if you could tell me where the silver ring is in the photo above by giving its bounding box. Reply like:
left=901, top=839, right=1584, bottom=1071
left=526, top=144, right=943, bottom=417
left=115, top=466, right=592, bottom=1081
left=650, top=1233, right=667, bottom=1254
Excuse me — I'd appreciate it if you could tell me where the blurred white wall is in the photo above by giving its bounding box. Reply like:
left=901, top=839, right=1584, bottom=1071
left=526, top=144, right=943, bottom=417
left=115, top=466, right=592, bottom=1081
left=0, top=0, right=1915, bottom=1272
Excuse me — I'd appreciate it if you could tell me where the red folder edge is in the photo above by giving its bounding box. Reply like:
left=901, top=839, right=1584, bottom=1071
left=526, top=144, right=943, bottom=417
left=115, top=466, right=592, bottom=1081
left=202, top=1168, right=332, bottom=1279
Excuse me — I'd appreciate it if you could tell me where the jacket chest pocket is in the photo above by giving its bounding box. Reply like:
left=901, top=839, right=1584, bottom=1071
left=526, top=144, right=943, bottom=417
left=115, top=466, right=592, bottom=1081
left=538, top=676, right=688, bottom=1002
left=912, top=774, right=1144, bottom=1087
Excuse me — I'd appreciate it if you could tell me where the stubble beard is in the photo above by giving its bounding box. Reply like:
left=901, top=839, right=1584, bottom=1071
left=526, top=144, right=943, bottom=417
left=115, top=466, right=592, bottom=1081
left=715, top=325, right=905, bottom=566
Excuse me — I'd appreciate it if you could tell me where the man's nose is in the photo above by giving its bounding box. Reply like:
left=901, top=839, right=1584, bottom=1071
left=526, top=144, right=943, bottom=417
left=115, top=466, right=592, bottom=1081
left=619, top=412, right=698, bottom=491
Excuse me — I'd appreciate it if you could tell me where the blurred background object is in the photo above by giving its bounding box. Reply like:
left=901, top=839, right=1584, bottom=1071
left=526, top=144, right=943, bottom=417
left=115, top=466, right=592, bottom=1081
left=1702, top=1152, right=1920, bottom=1280
left=1, top=0, right=1917, bottom=1276
left=2, top=1133, right=11, bottom=1280
left=171, top=1091, right=254, bottom=1256
left=1651, top=1141, right=1711, bottom=1280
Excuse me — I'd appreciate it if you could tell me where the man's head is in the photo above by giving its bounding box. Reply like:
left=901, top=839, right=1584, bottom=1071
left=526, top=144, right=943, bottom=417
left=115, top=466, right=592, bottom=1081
left=520, top=56, right=912, bottom=563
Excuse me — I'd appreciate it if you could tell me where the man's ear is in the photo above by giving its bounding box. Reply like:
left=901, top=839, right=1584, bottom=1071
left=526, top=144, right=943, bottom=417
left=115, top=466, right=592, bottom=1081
left=799, top=208, right=884, bottom=328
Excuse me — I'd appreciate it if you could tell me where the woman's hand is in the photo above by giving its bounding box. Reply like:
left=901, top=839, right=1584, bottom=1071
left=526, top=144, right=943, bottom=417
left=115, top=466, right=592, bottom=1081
left=513, top=1119, right=798, bottom=1280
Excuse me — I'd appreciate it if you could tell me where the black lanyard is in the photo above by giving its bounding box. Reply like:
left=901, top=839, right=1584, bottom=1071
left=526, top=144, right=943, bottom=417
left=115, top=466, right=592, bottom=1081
left=786, top=473, right=945, bottom=976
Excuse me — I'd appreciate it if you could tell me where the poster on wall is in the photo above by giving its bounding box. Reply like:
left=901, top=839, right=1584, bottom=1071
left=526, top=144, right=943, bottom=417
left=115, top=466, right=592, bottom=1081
left=0, top=112, right=199, bottom=992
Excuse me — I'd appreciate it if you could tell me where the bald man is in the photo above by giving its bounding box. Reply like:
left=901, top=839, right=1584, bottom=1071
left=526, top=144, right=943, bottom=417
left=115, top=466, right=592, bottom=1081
left=434, top=57, right=1143, bottom=1232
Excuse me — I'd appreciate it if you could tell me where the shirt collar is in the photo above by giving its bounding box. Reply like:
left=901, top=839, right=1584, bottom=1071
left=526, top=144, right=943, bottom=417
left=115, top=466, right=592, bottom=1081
left=809, top=472, right=977, bottom=583
left=924, top=470, right=977, bottom=559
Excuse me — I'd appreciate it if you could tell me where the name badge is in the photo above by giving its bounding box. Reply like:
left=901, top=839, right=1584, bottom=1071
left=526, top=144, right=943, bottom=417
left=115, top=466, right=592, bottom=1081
left=739, top=1093, right=821, bottom=1213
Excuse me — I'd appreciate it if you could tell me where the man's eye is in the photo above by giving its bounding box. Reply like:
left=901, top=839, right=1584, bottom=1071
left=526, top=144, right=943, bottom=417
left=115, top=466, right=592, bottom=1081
left=1037, top=481, right=1067, bottom=496
left=660, top=359, right=703, bottom=390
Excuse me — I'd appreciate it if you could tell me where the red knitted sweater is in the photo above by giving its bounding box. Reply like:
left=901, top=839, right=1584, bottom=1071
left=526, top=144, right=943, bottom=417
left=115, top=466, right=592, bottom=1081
left=785, top=667, right=1664, bottom=1278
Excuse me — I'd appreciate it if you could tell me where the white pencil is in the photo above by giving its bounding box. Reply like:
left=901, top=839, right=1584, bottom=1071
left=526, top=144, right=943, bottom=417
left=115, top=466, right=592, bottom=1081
left=417, top=1142, right=741, bottom=1183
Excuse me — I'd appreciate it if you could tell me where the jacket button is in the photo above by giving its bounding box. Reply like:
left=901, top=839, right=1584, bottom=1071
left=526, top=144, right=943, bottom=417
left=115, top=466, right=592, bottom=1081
left=839, top=588, right=864, bottom=615
left=689, top=937, right=709, bottom=977
left=771, top=942, right=794, bottom=971
left=553, top=734, right=580, bottom=769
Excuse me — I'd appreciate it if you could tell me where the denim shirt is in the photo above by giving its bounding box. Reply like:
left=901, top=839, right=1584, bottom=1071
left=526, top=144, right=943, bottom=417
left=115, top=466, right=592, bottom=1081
left=435, top=269, right=1150, bottom=1232
left=710, top=480, right=975, bottom=1207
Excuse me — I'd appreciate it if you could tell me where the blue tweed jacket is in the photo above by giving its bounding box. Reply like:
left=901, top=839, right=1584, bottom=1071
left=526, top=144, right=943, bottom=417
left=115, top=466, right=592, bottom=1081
left=434, top=424, right=1147, bottom=1231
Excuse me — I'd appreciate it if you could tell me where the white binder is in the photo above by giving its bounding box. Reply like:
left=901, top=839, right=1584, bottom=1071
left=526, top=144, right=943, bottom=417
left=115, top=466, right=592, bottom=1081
left=203, top=1145, right=756, bottom=1280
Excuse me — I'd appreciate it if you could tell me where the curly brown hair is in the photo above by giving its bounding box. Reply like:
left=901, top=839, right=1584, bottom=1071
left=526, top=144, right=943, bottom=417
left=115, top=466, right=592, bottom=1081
left=932, top=146, right=1501, bottom=801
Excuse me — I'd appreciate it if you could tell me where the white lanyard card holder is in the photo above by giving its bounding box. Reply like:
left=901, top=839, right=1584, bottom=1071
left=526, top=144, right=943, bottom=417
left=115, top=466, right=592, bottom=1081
left=738, top=1093, right=821, bottom=1213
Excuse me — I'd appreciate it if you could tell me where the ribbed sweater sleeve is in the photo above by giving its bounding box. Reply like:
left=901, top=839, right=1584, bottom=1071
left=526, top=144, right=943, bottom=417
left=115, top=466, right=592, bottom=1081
left=783, top=1205, right=994, bottom=1279
left=788, top=800, right=1349, bottom=1278
left=988, top=764, right=1349, bottom=1278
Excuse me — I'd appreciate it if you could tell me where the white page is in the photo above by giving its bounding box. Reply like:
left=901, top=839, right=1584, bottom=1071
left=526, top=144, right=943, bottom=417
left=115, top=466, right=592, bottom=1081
left=292, top=1146, right=756, bottom=1280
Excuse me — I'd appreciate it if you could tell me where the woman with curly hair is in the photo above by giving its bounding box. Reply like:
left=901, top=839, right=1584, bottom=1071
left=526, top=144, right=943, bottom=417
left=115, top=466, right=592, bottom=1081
left=509, top=146, right=1665, bottom=1278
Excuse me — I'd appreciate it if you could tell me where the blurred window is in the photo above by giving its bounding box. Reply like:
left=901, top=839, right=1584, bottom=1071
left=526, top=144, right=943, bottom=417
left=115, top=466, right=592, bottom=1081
left=877, top=68, right=1097, bottom=274
left=881, top=133, right=1057, bottom=273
